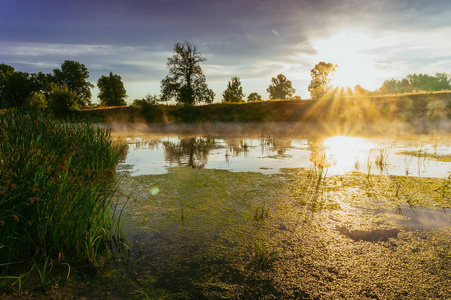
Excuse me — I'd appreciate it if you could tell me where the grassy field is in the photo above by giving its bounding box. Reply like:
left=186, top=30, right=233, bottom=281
left=78, top=91, right=451, bottom=124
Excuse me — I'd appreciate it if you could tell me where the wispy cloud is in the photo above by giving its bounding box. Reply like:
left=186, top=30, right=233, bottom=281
left=1, top=0, right=450, bottom=102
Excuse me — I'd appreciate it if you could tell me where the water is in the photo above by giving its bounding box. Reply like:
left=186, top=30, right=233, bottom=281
left=117, top=133, right=451, bottom=178
left=52, top=123, right=451, bottom=299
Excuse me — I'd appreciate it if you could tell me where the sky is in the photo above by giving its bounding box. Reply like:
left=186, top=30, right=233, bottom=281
left=1, top=0, right=450, bottom=104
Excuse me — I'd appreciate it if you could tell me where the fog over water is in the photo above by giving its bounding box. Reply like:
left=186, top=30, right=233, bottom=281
left=109, top=122, right=451, bottom=179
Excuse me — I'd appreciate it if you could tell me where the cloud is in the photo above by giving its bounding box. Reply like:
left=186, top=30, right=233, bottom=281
left=1, top=0, right=450, bottom=102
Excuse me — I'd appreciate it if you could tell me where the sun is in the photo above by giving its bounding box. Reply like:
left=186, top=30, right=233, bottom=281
left=313, top=30, right=384, bottom=90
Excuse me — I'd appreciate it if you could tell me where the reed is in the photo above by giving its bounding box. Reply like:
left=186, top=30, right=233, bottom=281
left=375, top=148, right=389, bottom=170
left=0, top=109, right=125, bottom=268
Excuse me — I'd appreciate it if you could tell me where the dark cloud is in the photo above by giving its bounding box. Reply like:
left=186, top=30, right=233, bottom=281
left=0, top=0, right=450, bottom=101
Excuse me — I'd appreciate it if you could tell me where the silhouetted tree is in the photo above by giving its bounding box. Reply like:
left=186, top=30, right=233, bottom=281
left=53, top=60, right=93, bottom=107
left=247, top=92, right=262, bottom=102
left=30, top=72, right=53, bottom=96
left=0, top=64, right=54, bottom=108
left=160, top=41, right=215, bottom=105
left=0, top=71, right=34, bottom=108
left=0, top=64, right=15, bottom=103
left=97, top=72, right=127, bottom=106
left=222, top=76, right=245, bottom=103
left=132, top=94, right=162, bottom=122
left=266, top=74, right=295, bottom=99
left=308, top=62, right=337, bottom=99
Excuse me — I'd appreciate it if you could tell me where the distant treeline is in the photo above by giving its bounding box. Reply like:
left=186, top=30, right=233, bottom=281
left=1, top=42, right=450, bottom=112
left=377, top=73, right=451, bottom=95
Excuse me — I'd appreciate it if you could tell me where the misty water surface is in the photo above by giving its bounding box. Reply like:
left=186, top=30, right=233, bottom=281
left=116, top=132, right=451, bottom=179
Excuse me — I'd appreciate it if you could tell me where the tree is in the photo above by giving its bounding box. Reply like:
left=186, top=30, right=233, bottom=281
left=435, top=72, right=451, bottom=90
left=379, top=79, right=398, bottom=95
left=97, top=72, right=127, bottom=106
left=222, top=76, right=245, bottom=103
left=25, top=93, right=47, bottom=109
left=0, top=71, right=34, bottom=108
left=0, top=64, right=15, bottom=97
left=132, top=94, right=160, bottom=106
left=308, top=62, right=337, bottom=99
left=406, top=73, right=451, bottom=91
left=53, top=60, right=94, bottom=107
left=160, top=41, right=215, bottom=105
left=30, top=72, right=53, bottom=97
left=353, top=84, right=370, bottom=95
left=47, top=86, right=80, bottom=114
left=266, top=74, right=295, bottom=100
left=378, top=73, right=451, bottom=95
left=0, top=64, right=16, bottom=108
left=1, top=64, right=53, bottom=108
left=247, top=92, right=262, bottom=102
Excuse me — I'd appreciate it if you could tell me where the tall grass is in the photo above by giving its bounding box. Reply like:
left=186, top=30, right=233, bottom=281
left=0, top=109, right=125, bottom=268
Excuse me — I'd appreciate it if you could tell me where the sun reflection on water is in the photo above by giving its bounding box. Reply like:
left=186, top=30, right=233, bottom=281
left=323, top=136, right=375, bottom=175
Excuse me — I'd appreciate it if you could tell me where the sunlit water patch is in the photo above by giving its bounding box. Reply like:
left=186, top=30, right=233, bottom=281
left=116, top=134, right=451, bottom=179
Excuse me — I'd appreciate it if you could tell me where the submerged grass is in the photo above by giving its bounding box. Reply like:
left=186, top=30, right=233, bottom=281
left=107, top=167, right=451, bottom=299
left=0, top=109, right=125, bottom=270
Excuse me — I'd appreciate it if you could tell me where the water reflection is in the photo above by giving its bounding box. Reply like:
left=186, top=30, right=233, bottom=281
left=117, top=133, right=451, bottom=178
left=163, top=137, right=216, bottom=169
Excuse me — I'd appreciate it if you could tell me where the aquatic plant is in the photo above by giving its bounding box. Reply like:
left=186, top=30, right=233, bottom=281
left=250, top=239, right=278, bottom=269
left=366, top=153, right=372, bottom=182
left=254, top=205, right=270, bottom=221
left=354, top=157, right=360, bottom=171
left=33, top=256, right=51, bottom=287
left=309, top=151, right=329, bottom=182
left=0, top=109, right=125, bottom=268
left=375, top=148, right=389, bottom=170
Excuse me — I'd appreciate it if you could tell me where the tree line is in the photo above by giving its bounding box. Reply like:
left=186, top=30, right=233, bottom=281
left=1, top=41, right=450, bottom=112
left=0, top=61, right=127, bottom=112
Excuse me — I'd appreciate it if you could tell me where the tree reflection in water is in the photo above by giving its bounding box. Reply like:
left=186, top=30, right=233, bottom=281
left=162, top=137, right=217, bottom=169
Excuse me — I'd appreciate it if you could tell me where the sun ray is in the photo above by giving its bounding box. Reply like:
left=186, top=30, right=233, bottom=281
left=312, top=30, right=385, bottom=90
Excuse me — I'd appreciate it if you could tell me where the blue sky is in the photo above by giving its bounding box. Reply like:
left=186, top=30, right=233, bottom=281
left=1, top=0, right=450, bottom=103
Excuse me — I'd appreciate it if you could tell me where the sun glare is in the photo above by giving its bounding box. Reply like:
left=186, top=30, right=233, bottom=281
left=323, top=136, right=374, bottom=174
left=313, top=31, right=384, bottom=90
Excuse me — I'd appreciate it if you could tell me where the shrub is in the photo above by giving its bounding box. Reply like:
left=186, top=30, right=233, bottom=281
left=48, top=86, right=79, bottom=114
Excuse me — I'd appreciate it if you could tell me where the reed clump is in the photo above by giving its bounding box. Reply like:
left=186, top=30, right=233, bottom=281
left=0, top=109, right=125, bottom=267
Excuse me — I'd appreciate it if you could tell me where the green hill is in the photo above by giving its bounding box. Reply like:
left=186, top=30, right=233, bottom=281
left=80, top=91, right=451, bottom=124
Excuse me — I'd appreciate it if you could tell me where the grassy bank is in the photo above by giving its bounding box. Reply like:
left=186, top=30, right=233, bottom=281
left=78, top=91, right=451, bottom=124
left=0, top=110, right=125, bottom=270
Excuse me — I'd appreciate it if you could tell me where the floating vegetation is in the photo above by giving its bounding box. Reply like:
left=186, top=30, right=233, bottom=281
left=399, top=149, right=451, bottom=162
